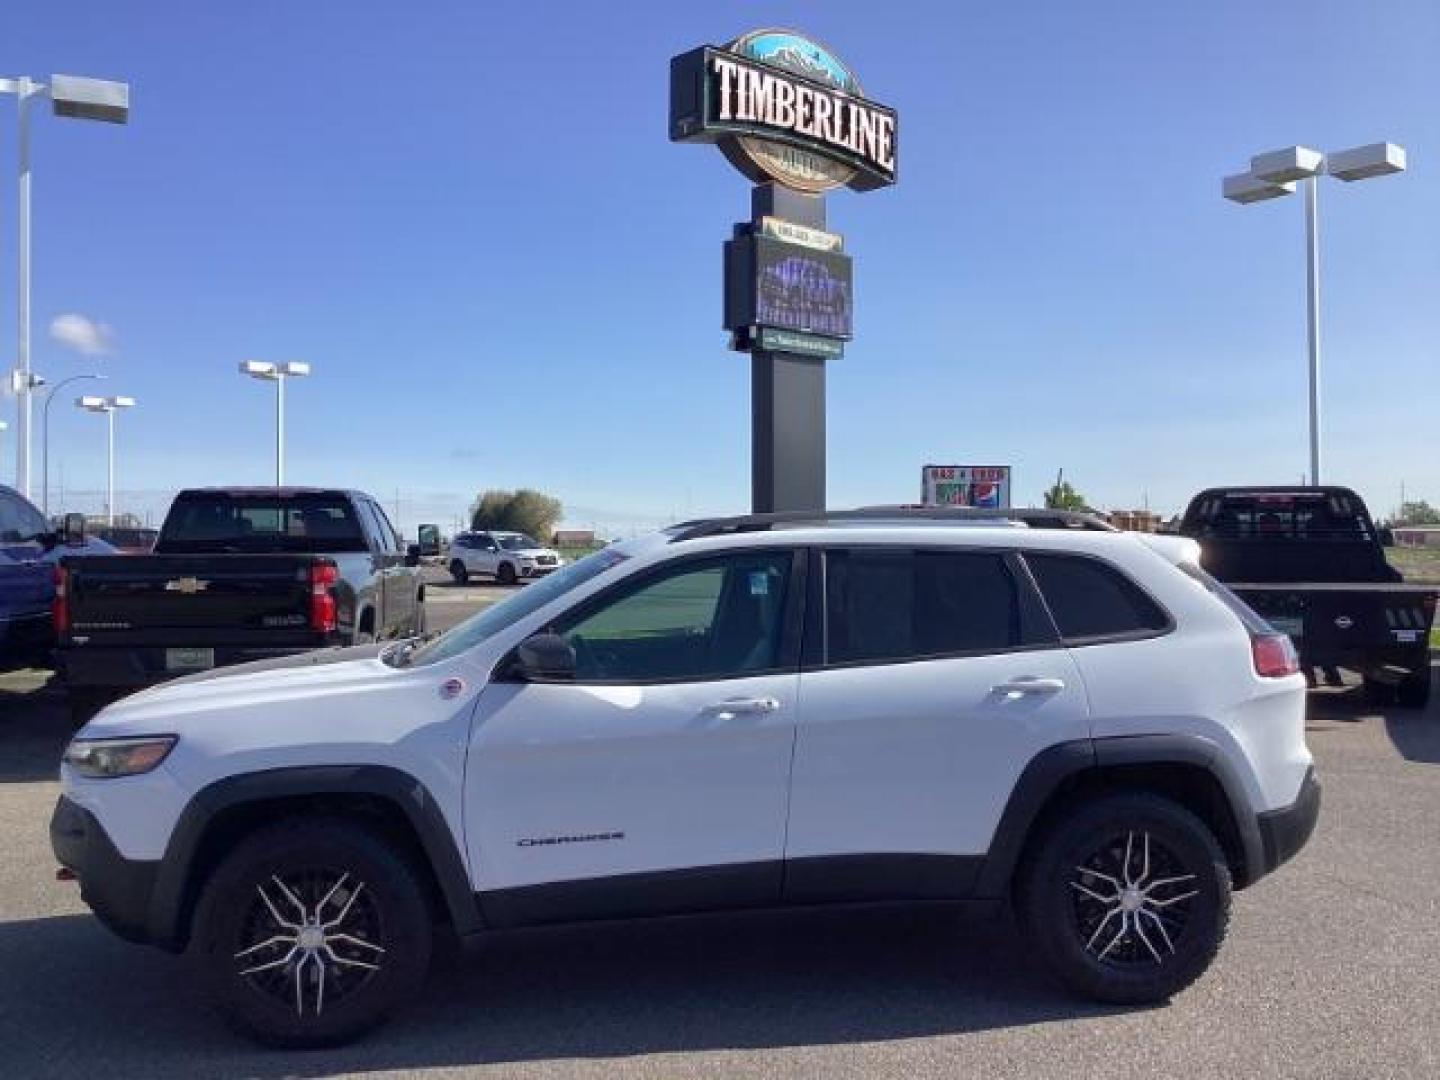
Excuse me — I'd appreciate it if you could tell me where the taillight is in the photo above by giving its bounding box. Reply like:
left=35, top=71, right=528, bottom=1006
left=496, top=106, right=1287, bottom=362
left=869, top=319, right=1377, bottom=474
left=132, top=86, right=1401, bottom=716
left=309, top=562, right=338, bottom=633
left=1252, top=632, right=1299, bottom=678
left=52, top=565, right=69, bottom=635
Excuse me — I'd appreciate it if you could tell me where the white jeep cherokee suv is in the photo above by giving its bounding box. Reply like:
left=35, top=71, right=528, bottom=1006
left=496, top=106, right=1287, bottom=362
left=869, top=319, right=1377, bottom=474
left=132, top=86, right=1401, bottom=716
left=51, top=509, right=1319, bottom=1047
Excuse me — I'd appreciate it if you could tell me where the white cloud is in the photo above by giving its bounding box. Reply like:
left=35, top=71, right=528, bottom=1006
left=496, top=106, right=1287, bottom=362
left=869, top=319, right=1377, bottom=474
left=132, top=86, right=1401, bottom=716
left=49, top=312, right=114, bottom=356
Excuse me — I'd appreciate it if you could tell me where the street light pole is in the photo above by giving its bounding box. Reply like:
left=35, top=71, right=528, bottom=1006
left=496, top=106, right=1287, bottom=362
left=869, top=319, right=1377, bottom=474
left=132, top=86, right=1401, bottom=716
left=43, top=371, right=105, bottom=516
left=1, top=73, right=130, bottom=499
left=239, top=361, right=310, bottom=486
left=276, top=370, right=285, bottom=487
left=1223, top=142, right=1404, bottom=487
left=76, top=394, right=134, bottom=525
left=1303, top=176, right=1321, bottom=486
left=16, top=77, right=34, bottom=500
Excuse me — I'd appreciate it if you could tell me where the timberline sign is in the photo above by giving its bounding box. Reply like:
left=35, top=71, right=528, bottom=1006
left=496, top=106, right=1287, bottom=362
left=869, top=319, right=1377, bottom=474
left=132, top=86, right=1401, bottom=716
left=670, top=29, right=898, bottom=194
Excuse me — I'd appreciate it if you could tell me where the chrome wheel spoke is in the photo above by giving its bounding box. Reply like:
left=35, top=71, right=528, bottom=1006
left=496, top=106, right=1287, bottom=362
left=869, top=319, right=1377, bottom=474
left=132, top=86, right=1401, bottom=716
left=328, top=932, right=386, bottom=954
left=1122, top=831, right=1137, bottom=886
left=234, top=933, right=297, bottom=960
left=270, top=876, right=309, bottom=921
left=1084, top=906, right=1121, bottom=953
left=1070, top=880, right=1116, bottom=904
left=321, top=943, right=380, bottom=971
left=1143, top=873, right=1196, bottom=894
left=1139, top=907, right=1176, bottom=954
left=1076, top=866, right=1122, bottom=890
left=315, top=872, right=352, bottom=917
left=1095, top=912, right=1129, bottom=960
left=1146, top=889, right=1198, bottom=909
left=256, top=883, right=301, bottom=932
left=320, top=882, right=366, bottom=930
left=1131, top=912, right=1163, bottom=963
left=238, top=945, right=298, bottom=977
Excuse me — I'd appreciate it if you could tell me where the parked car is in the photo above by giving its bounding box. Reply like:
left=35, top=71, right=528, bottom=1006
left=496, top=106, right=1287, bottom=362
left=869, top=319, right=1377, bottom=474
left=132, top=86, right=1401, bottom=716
left=0, top=486, right=116, bottom=672
left=91, top=525, right=159, bottom=554
left=1178, top=486, right=1437, bottom=707
left=54, top=487, right=426, bottom=720
left=52, top=508, right=1318, bottom=1047
left=447, top=530, right=564, bottom=585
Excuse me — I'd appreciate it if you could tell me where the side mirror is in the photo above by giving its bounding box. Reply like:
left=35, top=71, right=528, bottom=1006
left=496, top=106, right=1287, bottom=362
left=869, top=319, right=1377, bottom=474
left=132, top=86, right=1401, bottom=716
left=416, top=524, right=441, bottom=557
left=404, top=544, right=422, bottom=567
left=509, top=633, right=576, bottom=682
left=1379, top=527, right=1396, bottom=548
left=63, top=513, right=87, bottom=546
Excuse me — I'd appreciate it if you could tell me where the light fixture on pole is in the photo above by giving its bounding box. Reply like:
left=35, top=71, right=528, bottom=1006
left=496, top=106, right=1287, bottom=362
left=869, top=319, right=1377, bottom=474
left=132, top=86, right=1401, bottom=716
left=1223, top=141, right=1405, bottom=486
left=75, top=394, right=135, bottom=525
left=239, top=361, right=311, bottom=486
left=1, top=73, right=130, bottom=500
left=43, top=371, right=106, bottom=517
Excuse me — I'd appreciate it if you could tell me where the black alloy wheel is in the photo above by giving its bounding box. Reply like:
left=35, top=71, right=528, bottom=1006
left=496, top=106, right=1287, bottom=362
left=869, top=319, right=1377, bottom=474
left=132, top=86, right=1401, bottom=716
left=1017, top=792, right=1231, bottom=1004
left=192, top=819, right=432, bottom=1047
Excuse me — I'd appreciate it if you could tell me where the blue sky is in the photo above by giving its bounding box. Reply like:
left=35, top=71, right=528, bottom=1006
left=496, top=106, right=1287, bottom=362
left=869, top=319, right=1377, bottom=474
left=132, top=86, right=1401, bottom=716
left=4, top=0, right=1437, bottom=534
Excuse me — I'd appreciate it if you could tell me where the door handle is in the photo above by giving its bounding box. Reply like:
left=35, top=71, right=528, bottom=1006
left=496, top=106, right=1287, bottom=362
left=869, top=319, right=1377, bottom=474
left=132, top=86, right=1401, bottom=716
left=701, top=697, right=781, bottom=720
left=994, top=676, right=1066, bottom=696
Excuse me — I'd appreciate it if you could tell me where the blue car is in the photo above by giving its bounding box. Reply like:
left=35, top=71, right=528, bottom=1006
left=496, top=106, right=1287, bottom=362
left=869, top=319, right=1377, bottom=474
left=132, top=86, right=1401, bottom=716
left=0, top=485, right=116, bottom=672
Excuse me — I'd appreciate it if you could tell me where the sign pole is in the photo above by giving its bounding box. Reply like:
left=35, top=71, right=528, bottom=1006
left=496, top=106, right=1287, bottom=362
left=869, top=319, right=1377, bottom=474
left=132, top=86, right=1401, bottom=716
left=749, top=184, right=827, bottom=514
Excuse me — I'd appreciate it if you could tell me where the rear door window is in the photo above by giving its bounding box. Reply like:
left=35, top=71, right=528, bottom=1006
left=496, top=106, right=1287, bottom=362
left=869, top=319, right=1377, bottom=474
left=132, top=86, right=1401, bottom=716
left=1024, top=553, right=1170, bottom=642
left=824, top=548, right=1033, bottom=665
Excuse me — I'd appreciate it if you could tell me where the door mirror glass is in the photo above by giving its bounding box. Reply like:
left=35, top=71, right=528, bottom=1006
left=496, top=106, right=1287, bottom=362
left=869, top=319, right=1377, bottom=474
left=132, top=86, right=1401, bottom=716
left=416, top=523, right=441, bottom=557
left=405, top=544, right=422, bottom=567
left=1379, top=526, right=1396, bottom=548
left=511, top=632, right=577, bottom=682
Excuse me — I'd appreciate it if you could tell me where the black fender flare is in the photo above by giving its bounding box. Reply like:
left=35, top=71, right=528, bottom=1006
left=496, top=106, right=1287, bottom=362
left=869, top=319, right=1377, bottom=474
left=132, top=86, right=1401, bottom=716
left=972, top=735, right=1264, bottom=899
left=147, top=764, right=481, bottom=948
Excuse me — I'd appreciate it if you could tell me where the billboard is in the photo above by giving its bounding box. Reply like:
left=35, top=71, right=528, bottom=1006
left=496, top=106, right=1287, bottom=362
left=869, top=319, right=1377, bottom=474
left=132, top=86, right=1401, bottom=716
left=921, top=465, right=1012, bottom=509
left=725, top=234, right=853, bottom=341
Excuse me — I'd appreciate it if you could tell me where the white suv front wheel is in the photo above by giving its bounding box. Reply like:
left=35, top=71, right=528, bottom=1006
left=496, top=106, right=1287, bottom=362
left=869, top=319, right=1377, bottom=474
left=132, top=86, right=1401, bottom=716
left=191, top=818, right=432, bottom=1047
left=1017, top=793, right=1232, bottom=1004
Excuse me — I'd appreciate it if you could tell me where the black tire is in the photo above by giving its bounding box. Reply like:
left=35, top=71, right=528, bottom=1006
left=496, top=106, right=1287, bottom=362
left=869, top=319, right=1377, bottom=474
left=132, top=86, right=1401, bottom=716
left=1396, top=668, right=1432, bottom=709
left=413, top=595, right=426, bottom=636
left=1363, top=675, right=1396, bottom=707
left=496, top=562, right=517, bottom=587
left=1016, top=792, right=1231, bottom=1005
left=449, top=560, right=469, bottom=585
left=190, top=818, right=432, bottom=1048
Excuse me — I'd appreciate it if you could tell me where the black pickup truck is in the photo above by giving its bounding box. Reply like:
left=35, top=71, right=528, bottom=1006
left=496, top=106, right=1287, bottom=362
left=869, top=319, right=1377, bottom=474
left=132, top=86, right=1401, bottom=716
left=1178, top=486, right=1436, bottom=708
left=55, top=487, right=427, bottom=719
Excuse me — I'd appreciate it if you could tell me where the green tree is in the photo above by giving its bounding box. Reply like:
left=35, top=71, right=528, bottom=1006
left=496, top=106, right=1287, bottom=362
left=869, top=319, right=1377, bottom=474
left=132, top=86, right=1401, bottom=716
left=1043, top=478, right=1088, bottom=510
left=1397, top=500, right=1440, bottom=526
left=505, top=489, right=564, bottom=541
left=468, top=488, right=564, bottom=540
left=469, top=490, right=512, bottom=531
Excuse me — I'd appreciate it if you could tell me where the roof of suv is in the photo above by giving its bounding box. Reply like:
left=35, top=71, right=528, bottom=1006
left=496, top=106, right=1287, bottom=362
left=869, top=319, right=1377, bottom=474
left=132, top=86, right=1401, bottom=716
left=668, top=506, right=1115, bottom=542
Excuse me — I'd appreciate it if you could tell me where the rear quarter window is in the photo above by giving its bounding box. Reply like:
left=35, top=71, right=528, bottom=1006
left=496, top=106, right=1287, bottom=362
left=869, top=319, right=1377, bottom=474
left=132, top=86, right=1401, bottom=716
left=1025, top=552, right=1170, bottom=642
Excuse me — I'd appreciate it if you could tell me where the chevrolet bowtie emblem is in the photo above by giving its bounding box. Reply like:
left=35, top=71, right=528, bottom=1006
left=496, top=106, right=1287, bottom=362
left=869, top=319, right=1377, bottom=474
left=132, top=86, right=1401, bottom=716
left=164, top=576, right=209, bottom=595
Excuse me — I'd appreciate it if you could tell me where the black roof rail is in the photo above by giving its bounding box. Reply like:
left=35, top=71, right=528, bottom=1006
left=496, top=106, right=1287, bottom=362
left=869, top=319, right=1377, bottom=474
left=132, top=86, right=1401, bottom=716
left=667, top=505, right=1116, bottom=543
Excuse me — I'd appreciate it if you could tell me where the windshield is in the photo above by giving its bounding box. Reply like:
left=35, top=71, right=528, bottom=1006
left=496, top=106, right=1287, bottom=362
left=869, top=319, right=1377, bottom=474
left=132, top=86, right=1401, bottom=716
left=403, top=546, right=630, bottom=666
left=497, top=534, right=541, bottom=551
left=155, top=494, right=368, bottom=553
left=0, top=490, right=50, bottom=544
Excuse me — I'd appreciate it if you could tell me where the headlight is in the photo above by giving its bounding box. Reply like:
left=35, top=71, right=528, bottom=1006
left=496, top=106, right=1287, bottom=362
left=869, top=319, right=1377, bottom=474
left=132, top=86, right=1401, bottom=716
left=63, top=736, right=177, bottom=779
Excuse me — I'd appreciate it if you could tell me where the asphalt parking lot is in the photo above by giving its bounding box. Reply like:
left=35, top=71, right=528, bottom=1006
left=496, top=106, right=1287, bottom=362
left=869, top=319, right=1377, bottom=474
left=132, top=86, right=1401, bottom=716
left=0, top=600, right=1435, bottom=1078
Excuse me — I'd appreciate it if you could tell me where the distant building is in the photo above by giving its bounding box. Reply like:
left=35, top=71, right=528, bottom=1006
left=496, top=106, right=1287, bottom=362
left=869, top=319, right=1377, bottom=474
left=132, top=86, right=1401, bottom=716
left=552, top=529, right=597, bottom=549
left=1394, top=526, right=1440, bottom=548
left=1107, top=510, right=1163, bottom=533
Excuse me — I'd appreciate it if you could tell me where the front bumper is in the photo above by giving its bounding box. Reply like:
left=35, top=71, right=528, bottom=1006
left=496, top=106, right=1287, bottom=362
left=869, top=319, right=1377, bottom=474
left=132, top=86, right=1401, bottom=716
left=50, top=796, right=159, bottom=945
left=1256, top=766, right=1321, bottom=876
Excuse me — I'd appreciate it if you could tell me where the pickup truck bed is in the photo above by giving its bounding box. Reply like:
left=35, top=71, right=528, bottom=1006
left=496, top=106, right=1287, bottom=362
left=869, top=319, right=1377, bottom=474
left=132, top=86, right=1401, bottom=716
left=1181, top=486, right=1436, bottom=708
